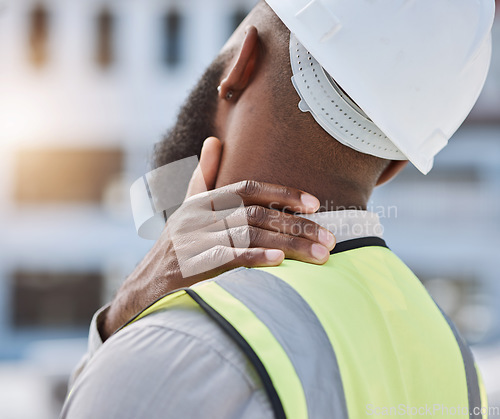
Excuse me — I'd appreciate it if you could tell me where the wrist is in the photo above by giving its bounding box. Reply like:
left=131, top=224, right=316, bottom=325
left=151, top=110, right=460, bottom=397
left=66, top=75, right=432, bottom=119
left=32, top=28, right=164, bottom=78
left=100, top=262, right=182, bottom=340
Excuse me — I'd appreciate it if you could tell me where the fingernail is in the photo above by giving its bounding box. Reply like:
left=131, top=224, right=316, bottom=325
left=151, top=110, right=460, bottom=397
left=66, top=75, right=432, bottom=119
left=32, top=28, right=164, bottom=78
left=319, top=229, right=336, bottom=249
left=265, top=249, right=283, bottom=262
left=300, top=193, right=320, bottom=211
left=311, top=244, right=329, bottom=261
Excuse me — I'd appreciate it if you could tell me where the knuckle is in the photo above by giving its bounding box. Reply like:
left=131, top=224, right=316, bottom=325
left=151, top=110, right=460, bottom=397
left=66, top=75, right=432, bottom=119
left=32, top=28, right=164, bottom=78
left=228, top=225, right=252, bottom=249
left=240, top=250, right=256, bottom=264
left=266, top=212, right=282, bottom=233
left=246, top=205, right=267, bottom=227
left=209, top=245, right=228, bottom=263
left=282, top=185, right=293, bottom=198
left=185, top=193, right=207, bottom=210
left=238, top=180, right=259, bottom=198
left=283, top=233, right=298, bottom=250
left=275, top=185, right=293, bottom=201
left=289, top=217, right=315, bottom=238
left=238, top=224, right=252, bottom=240
left=247, top=225, right=262, bottom=244
left=308, top=222, right=321, bottom=237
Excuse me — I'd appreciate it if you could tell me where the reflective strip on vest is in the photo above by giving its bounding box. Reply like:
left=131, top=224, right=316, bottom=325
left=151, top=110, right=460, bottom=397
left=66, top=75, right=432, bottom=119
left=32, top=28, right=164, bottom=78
left=438, top=306, right=483, bottom=419
left=189, top=281, right=305, bottom=419
left=477, top=367, right=489, bottom=419
left=196, top=269, right=348, bottom=419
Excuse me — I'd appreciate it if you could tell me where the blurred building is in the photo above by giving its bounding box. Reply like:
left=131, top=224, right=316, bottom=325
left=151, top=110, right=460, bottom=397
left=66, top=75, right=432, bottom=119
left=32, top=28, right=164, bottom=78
left=0, top=1, right=498, bottom=418
left=0, top=1, right=254, bottom=417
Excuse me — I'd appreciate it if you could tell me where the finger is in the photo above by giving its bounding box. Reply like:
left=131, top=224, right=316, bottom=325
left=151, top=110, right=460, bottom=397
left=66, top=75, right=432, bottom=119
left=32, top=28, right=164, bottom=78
left=176, top=201, right=335, bottom=251
left=230, top=247, right=285, bottom=267
left=227, top=225, right=330, bottom=265
left=179, top=246, right=285, bottom=282
left=210, top=180, right=320, bottom=214
left=186, top=137, right=222, bottom=198
left=224, top=205, right=336, bottom=250
left=198, top=137, right=222, bottom=191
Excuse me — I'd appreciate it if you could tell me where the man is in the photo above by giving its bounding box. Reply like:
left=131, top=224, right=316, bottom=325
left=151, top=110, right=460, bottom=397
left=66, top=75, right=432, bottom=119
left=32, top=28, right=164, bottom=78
left=61, top=0, right=494, bottom=418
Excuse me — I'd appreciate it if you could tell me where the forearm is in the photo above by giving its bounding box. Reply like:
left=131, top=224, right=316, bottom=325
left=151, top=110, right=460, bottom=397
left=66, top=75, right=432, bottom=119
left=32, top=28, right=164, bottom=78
left=100, top=247, right=182, bottom=340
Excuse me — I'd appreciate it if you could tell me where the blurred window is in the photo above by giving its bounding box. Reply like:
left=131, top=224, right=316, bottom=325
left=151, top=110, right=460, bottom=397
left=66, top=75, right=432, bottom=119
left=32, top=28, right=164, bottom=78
left=14, top=148, right=124, bottom=204
left=162, top=9, right=183, bottom=67
left=12, top=270, right=103, bottom=328
left=96, top=8, right=115, bottom=69
left=29, top=3, right=49, bottom=68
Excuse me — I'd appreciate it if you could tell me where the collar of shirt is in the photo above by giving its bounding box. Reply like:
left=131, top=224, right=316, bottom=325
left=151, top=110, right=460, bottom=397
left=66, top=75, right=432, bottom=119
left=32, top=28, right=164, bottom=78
left=300, top=210, right=383, bottom=243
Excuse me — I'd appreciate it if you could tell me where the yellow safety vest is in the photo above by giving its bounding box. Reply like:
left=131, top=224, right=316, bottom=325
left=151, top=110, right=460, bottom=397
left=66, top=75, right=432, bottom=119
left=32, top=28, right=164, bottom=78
left=122, top=237, right=488, bottom=418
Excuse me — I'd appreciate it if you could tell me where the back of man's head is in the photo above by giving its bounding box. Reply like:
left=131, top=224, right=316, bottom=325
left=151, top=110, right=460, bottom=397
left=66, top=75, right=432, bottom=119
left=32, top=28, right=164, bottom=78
left=254, top=1, right=392, bottom=191
left=155, top=0, right=494, bottom=207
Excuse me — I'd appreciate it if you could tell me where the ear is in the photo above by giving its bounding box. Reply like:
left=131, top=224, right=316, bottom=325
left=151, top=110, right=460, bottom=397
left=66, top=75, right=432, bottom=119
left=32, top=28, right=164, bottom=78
left=218, top=26, right=260, bottom=101
left=376, top=160, right=408, bottom=186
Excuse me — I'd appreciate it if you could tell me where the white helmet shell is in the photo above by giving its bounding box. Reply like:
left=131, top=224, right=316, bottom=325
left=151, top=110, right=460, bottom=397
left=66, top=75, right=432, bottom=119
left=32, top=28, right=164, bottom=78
left=265, top=0, right=495, bottom=174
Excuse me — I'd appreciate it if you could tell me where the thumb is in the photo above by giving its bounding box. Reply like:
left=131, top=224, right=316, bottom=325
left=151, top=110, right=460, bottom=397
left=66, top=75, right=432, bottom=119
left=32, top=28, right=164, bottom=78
left=186, top=137, right=222, bottom=199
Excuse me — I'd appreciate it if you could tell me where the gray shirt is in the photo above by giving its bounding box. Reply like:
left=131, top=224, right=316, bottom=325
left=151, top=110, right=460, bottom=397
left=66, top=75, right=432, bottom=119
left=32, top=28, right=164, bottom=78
left=61, top=211, right=383, bottom=419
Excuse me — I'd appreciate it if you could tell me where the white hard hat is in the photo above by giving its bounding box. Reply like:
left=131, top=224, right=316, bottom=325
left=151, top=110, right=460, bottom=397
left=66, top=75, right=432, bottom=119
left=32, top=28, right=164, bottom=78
left=265, top=0, right=495, bottom=174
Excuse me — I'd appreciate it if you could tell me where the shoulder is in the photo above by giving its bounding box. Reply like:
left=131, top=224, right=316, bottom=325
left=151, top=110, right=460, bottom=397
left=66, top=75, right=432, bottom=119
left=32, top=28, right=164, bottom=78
left=61, top=294, right=273, bottom=419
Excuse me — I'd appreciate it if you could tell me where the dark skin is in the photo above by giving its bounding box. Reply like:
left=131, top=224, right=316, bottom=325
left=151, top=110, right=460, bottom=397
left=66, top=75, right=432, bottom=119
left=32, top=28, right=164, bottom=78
left=102, top=5, right=407, bottom=340
left=215, top=16, right=406, bottom=202
left=102, top=162, right=335, bottom=339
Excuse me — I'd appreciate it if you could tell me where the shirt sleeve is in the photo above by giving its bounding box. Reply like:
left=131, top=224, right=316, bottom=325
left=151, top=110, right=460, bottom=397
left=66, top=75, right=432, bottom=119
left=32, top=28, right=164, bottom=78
left=68, top=304, right=110, bottom=389
left=60, top=306, right=274, bottom=419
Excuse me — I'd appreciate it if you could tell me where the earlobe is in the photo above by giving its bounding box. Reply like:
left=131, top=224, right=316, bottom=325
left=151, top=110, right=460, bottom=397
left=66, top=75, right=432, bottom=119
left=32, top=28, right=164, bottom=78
left=217, top=85, right=234, bottom=101
left=218, top=26, right=260, bottom=101
left=376, top=160, right=408, bottom=186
